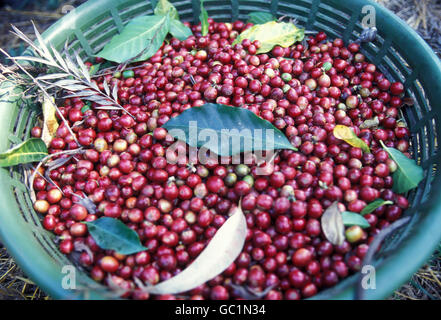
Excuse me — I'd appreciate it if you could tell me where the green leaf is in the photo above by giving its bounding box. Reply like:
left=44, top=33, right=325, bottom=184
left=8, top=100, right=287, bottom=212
left=360, top=199, right=393, bottom=215
left=84, top=217, right=147, bottom=255
left=341, top=211, right=371, bottom=229
left=381, top=141, right=424, bottom=193
left=333, top=125, right=370, bottom=153
left=199, top=0, right=209, bottom=36
left=0, top=138, right=48, bottom=167
left=170, top=19, right=193, bottom=41
left=232, top=21, right=304, bottom=54
left=96, top=15, right=170, bottom=63
left=154, top=0, right=179, bottom=20
left=247, top=12, right=276, bottom=24
left=162, top=103, right=296, bottom=156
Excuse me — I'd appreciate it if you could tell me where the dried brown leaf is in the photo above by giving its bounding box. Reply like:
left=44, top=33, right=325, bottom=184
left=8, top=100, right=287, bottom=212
left=321, top=201, right=345, bottom=245
left=41, top=96, right=59, bottom=147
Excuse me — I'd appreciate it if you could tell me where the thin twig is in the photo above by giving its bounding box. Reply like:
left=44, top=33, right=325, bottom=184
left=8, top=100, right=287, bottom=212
left=29, top=148, right=83, bottom=196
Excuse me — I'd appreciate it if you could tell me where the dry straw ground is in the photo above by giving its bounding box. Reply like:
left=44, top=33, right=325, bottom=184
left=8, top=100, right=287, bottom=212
left=0, top=0, right=440, bottom=300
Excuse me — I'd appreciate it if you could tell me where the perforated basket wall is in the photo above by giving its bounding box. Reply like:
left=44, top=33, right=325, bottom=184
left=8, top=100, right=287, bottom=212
left=1, top=0, right=441, bottom=300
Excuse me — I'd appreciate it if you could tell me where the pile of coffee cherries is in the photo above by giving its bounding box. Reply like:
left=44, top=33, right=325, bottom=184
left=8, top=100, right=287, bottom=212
left=31, top=18, right=411, bottom=300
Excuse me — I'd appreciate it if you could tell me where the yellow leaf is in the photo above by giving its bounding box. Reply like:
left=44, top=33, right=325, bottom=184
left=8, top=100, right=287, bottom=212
left=232, top=21, right=305, bottom=54
left=41, top=96, right=59, bottom=147
left=333, top=125, right=370, bottom=153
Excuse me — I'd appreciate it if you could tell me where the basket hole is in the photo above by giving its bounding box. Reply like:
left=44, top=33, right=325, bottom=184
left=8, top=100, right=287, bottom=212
left=88, top=26, right=120, bottom=54
left=118, top=3, right=153, bottom=21
left=12, top=105, right=25, bottom=137
left=189, top=0, right=231, bottom=22
left=430, top=162, right=437, bottom=183
left=12, top=188, right=32, bottom=224
left=314, top=13, right=346, bottom=34
left=239, top=1, right=272, bottom=18
left=116, top=0, right=152, bottom=14
left=387, top=47, right=413, bottom=78
left=278, top=0, right=311, bottom=10
left=412, top=79, right=431, bottom=113
left=80, top=11, right=114, bottom=35
left=418, top=125, right=430, bottom=163
left=412, top=132, right=423, bottom=166
left=318, top=1, right=352, bottom=18
left=82, top=15, right=115, bottom=40
left=317, top=3, right=351, bottom=24
left=431, top=118, right=439, bottom=156
left=381, top=56, right=406, bottom=83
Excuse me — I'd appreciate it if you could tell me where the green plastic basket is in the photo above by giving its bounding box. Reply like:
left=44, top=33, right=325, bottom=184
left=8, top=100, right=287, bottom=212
left=1, top=0, right=441, bottom=300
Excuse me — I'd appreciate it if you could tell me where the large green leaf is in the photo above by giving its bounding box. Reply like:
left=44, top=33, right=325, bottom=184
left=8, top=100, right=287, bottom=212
left=199, top=0, right=209, bottom=36
left=154, top=0, right=179, bottom=20
left=170, top=19, right=193, bottom=41
left=247, top=12, right=276, bottom=24
left=341, top=211, right=371, bottom=229
left=232, top=21, right=304, bottom=53
left=162, top=103, right=296, bottom=156
left=84, top=217, right=147, bottom=255
left=0, top=138, right=48, bottom=167
left=96, top=15, right=170, bottom=63
left=380, top=141, right=424, bottom=193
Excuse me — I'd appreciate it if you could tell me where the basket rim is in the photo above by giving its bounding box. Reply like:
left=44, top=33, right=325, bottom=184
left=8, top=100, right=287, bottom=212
left=1, top=0, right=441, bottom=300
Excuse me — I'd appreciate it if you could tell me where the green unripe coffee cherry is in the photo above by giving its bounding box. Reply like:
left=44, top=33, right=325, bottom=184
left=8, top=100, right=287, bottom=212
left=281, top=73, right=292, bottom=82
left=122, top=70, right=135, bottom=79
left=242, top=175, right=254, bottom=187
left=113, top=71, right=122, bottom=79
left=196, top=165, right=209, bottom=178
left=337, top=103, right=347, bottom=111
left=235, top=164, right=250, bottom=177
left=265, top=68, right=276, bottom=78
left=280, top=185, right=295, bottom=197
left=345, top=225, right=364, bottom=243
left=282, top=84, right=291, bottom=93
left=387, top=159, right=398, bottom=173
left=224, top=173, right=237, bottom=187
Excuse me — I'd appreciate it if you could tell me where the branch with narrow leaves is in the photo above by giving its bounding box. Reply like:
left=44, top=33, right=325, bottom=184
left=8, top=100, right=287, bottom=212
left=5, top=23, right=133, bottom=118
